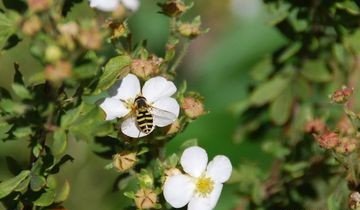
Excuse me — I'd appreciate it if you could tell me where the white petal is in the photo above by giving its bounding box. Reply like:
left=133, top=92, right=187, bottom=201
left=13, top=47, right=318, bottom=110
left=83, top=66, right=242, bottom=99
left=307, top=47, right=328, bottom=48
left=89, top=0, right=120, bottom=12
left=151, top=98, right=179, bottom=127
left=188, top=183, right=223, bottom=210
left=99, top=98, right=130, bottom=120
left=163, top=174, right=195, bottom=208
left=180, top=146, right=208, bottom=178
left=121, top=0, right=140, bottom=11
left=142, top=76, right=177, bottom=103
left=121, top=117, right=153, bottom=138
left=109, top=74, right=141, bottom=101
left=206, top=155, right=232, bottom=183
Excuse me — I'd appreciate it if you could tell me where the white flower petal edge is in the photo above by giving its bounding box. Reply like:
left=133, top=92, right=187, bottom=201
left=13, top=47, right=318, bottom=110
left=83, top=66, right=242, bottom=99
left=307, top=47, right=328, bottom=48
left=121, top=0, right=140, bottom=11
left=89, top=0, right=120, bottom=12
left=163, top=174, right=195, bottom=208
left=110, top=74, right=141, bottom=100
left=206, top=155, right=232, bottom=183
left=188, top=184, right=223, bottom=210
left=152, top=98, right=180, bottom=127
left=121, top=117, right=152, bottom=138
left=142, top=76, right=177, bottom=103
left=99, top=98, right=130, bottom=120
left=180, top=146, right=208, bottom=178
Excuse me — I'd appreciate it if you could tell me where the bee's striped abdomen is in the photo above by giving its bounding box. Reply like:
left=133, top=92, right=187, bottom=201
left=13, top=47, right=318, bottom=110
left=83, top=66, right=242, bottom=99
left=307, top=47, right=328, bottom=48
left=136, top=109, right=153, bottom=134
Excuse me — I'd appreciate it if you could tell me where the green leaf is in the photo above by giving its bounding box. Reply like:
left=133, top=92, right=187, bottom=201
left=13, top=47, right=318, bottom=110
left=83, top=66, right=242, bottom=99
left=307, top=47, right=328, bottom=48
left=250, top=74, right=291, bottom=106
left=249, top=57, right=273, bottom=82
left=0, top=122, right=12, bottom=140
left=94, top=55, right=131, bottom=94
left=34, top=189, right=56, bottom=207
left=278, top=42, right=301, bottom=63
left=13, top=176, right=30, bottom=193
left=270, top=88, right=293, bottom=125
left=0, top=11, right=19, bottom=49
left=52, top=129, right=68, bottom=156
left=54, top=180, right=70, bottom=203
left=32, top=143, right=42, bottom=158
left=336, top=1, right=360, bottom=15
left=11, top=84, right=32, bottom=100
left=13, top=127, right=32, bottom=138
left=30, top=175, right=46, bottom=192
left=0, top=170, right=30, bottom=199
left=301, top=60, right=332, bottom=83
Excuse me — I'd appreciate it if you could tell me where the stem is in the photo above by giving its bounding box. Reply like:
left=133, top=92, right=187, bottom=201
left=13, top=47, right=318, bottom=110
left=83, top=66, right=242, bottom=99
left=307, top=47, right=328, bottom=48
left=169, top=41, right=190, bottom=75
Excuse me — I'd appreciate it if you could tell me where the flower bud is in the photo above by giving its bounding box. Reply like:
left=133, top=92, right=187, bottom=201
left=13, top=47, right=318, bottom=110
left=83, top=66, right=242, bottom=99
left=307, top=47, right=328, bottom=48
left=106, top=20, right=129, bottom=39
left=134, top=188, right=157, bottom=209
left=45, top=61, right=72, bottom=83
left=181, top=96, right=205, bottom=119
left=165, top=119, right=181, bottom=135
left=158, top=0, right=187, bottom=17
left=45, top=45, right=62, bottom=63
left=28, top=0, right=53, bottom=12
left=335, top=137, right=357, bottom=154
left=304, top=119, right=326, bottom=134
left=337, top=117, right=354, bottom=135
left=58, top=22, right=79, bottom=37
left=349, top=191, right=360, bottom=210
left=113, top=152, right=137, bottom=172
left=164, top=168, right=181, bottom=177
left=330, top=86, right=354, bottom=104
left=178, top=22, right=201, bottom=39
left=78, top=25, right=102, bottom=50
left=130, top=56, right=162, bottom=80
left=22, top=16, right=42, bottom=36
left=313, top=131, right=339, bottom=149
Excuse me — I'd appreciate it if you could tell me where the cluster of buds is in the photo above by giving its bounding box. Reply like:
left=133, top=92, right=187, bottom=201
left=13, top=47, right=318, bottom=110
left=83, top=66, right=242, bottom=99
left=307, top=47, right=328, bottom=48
left=130, top=55, right=163, bottom=80
left=78, top=21, right=103, bottom=50
left=313, top=129, right=358, bottom=154
left=304, top=118, right=326, bottom=134
left=330, top=86, right=354, bottom=104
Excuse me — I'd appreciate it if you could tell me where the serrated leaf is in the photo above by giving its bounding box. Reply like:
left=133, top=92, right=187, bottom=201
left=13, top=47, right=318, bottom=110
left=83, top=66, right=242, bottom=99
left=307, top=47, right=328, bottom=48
left=52, top=129, right=67, bottom=156
left=0, top=170, right=30, bottom=199
left=11, top=83, right=32, bottom=99
left=301, top=60, right=332, bottom=83
left=94, top=55, right=131, bottom=93
left=62, top=0, right=83, bottom=16
left=270, top=88, right=293, bottom=125
left=250, top=75, right=290, bottom=106
left=54, top=180, right=70, bottom=203
left=30, top=175, right=46, bottom=191
left=34, top=189, right=56, bottom=207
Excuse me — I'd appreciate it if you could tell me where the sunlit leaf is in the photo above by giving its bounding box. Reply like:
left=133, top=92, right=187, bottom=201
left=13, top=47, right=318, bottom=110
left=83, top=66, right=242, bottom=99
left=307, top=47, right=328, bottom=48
left=54, top=180, right=70, bottom=203
left=0, top=170, right=30, bottom=199
left=52, top=129, right=68, bottom=156
left=270, top=88, right=293, bottom=125
left=34, top=189, right=56, bottom=206
left=30, top=175, right=46, bottom=192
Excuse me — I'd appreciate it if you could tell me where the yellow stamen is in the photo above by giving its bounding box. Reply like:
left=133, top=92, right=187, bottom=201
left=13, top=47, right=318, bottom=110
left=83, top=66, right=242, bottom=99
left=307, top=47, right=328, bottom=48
left=195, top=176, right=214, bottom=197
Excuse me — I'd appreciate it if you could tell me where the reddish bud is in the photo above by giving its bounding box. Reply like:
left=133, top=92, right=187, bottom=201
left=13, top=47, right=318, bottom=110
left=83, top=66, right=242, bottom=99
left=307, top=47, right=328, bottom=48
left=158, top=0, right=187, bottom=17
left=113, top=152, right=137, bottom=172
left=27, top=0, right=52, bottom=12
left=330, top=86, right=354, bottom=104
left=78, top=25, right=102, bottom=50
left=130, top=56, right=162, bottom=80
left=45, top=61, right=72, bottom=83
left=335, top=137, right=357, bottom=154
left=304, top=119, right=326, bottom=134
left=314, top=131, right=340, bottom=149
left=181, top=96, right=205, bottom=119
left=22, top=16, right=42, bottom=36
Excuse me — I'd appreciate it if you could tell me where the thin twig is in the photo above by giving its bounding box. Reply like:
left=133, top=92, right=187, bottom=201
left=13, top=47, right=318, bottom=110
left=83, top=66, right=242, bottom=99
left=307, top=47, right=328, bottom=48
left=169, top=41, right=190, bottom=75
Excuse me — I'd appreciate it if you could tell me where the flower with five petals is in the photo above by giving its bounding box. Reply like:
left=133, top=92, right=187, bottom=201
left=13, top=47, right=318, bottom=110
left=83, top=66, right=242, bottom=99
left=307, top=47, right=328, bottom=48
left=163, top=146, right=232, bottom=210
left=99, top=74, right=180, bottom=138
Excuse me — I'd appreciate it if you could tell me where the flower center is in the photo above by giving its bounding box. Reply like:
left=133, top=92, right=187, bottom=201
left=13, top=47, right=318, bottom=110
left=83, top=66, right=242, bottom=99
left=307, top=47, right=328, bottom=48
left=195, top=176, right=214, bottom=197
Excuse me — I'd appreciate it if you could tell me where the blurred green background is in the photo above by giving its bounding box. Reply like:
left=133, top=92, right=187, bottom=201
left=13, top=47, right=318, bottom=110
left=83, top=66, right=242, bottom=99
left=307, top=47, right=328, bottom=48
left=0, top=0, right=286, bottom=209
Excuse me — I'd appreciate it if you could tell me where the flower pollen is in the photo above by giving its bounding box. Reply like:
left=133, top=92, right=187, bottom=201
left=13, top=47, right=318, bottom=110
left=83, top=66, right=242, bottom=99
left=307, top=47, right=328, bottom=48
left=195, top=176, right=214, bottom=197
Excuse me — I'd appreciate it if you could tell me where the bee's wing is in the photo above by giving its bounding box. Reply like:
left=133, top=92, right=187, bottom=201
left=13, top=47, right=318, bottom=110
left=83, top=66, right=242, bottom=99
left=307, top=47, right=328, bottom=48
left=150, top=106, right=177, bottom=127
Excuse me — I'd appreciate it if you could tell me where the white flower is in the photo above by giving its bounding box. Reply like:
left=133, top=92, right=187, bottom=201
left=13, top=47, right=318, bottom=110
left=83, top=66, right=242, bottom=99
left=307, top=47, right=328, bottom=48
left=163, top=146, right=232, bottom=210
left=99, top=74, right=180, bottom=138
left=89, top=0, right=140, bottom=12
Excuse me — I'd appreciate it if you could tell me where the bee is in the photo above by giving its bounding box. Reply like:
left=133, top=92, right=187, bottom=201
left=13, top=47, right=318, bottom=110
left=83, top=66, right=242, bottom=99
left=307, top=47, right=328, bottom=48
left=132, top=95, right=177, bottom=136
left=134, top=96, right=153, bottom=134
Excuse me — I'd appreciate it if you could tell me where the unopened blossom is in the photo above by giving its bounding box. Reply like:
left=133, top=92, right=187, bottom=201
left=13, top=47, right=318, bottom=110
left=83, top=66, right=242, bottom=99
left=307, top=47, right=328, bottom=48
left=313, top=131, right=340, bottom=149
left=163, top=146, right=232, bottom=210
left=88, top=0, right=140, bottom=12
left=22, top=16, right=42, bottom=36
left=335, top=137, right=357, bottom=154
left=99, top=74, right=180, bottom=138
left=330, top=86, right=354, bottom=104
left=113, top=152, right=137, bottom=172
left=304, top=118, right=326, bottom=134
left=28, top=0, right=52, bottom=12
left=349, top=191, right=360, bottom=210
left=135, top=188, right=157, bottom=209
left=181, top=96, right=205, bottom=119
